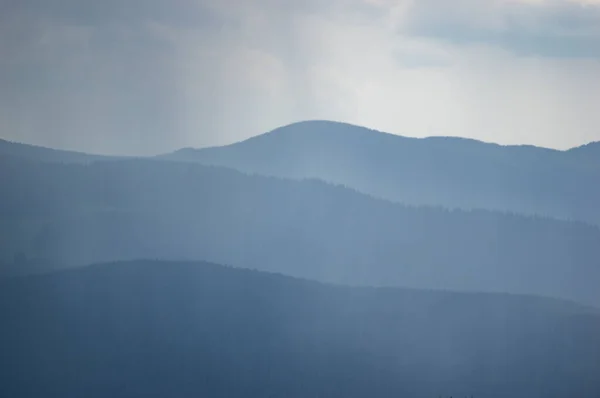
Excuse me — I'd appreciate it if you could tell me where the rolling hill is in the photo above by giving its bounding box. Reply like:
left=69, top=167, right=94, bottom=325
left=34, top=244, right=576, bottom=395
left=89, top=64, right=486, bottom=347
left=1, top=260, right=599, bottom=398
left=164, top=120, right=600, bottom=225
left=2, top=155, right=600, bottom=307
left=0, top=138, right=118, bottom=164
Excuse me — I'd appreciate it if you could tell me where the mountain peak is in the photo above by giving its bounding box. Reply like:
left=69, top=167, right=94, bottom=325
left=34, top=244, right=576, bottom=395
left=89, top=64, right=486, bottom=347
left=255, top=119, right=390, bottom=141
left=249, top=120, right=513, bottom=151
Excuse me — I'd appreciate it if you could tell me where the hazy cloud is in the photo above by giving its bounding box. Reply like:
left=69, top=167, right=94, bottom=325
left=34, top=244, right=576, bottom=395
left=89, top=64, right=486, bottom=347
left=1, top=0, right=599, bottom=154
left=404, top=0, right=600, bottom=58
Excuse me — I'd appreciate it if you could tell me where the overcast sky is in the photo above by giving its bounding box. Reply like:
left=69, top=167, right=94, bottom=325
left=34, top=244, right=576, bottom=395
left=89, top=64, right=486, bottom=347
left=1, top=0, right=600, bottom=155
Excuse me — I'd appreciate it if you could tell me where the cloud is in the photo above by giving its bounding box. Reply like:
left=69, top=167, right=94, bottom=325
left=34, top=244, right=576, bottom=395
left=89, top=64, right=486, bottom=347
left=402, top=0, right=600, bottom=58
left=0, top=0, right=599, bottom=154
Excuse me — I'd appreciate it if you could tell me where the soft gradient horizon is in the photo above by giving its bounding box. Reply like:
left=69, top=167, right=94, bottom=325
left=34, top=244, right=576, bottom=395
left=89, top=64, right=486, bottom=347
left=2, top=0, right=600, bottom=155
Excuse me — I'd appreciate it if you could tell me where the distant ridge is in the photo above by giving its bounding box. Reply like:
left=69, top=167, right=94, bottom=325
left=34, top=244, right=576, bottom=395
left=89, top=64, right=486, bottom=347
left=165, top=120, right=600, bottom=226
left=0, top=138, right=118, bottom=164
left=567, top=140, right=600, bottom=154
left=2, top=120, right=595, bottom=160
left=182, top=120, right=586, bottom=153
left=3, top=156, right=600, bottom=307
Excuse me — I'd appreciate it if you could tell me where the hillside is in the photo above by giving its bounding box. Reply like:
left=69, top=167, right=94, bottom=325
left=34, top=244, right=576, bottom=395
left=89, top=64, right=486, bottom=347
left=2, top=156, right=600, bottom=307
left=1, top=260, right=599, bottom=398
left=567, top=141, right=600, bottom=160
left=165, top=120, right=600, bottom=225
left=0, top=138, right=116, bottom=164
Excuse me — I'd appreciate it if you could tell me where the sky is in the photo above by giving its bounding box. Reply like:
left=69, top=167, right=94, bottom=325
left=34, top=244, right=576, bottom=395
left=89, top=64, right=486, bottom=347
left=1, top=0, right=600, bottom=155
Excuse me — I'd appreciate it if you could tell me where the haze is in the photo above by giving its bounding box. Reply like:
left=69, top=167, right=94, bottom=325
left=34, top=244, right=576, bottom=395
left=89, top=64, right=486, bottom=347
left=2, top=2, right=600, bottom=397
left=2, top=0, right=600, bottom=155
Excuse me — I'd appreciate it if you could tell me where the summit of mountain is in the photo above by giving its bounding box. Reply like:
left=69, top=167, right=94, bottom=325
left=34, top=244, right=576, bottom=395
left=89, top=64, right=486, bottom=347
left=166, top=120, right=600, bottom=225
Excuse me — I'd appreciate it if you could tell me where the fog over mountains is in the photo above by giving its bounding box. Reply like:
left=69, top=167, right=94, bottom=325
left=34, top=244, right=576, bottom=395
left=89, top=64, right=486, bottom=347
left=2, top=150, right=600, bottom=306
left=166, top=120, right=600, bottom=225
left=1, top=120, right=600, bottom=397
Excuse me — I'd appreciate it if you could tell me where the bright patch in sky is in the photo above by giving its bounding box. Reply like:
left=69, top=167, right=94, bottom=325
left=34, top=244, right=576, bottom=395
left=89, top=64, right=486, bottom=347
left=0, top=0, right=599, bottom=154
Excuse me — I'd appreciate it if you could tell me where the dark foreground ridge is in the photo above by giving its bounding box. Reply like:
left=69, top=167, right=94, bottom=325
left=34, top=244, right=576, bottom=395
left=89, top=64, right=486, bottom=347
left=1, top=260, right=599, bottom=398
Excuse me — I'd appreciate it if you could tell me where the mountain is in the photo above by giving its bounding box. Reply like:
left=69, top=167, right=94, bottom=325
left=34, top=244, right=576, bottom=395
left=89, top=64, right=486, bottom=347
left=164, top=120, right=600, bottom=225
left=2, top=155, right=600, bottom=307
left=0, top=138, right=115, bottom=164
left=567, top=141, right=600, bottom=160
left=1, top=260, right=599, bottom=398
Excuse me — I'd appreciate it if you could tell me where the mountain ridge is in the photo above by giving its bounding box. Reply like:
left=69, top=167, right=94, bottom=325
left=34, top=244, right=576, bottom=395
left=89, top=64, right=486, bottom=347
left=2, top=259, right=600, bottom=398
left=8, top=259, right=598, bottom=314
left=173, top=120, right=596, bottom=153
left=3, top=155, right=600, bottom=307
left=4, top=120, right=597, bottom=161
left=0, top=137, right=117, bottom=164
left=164, top=120, right=600, bottom=225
